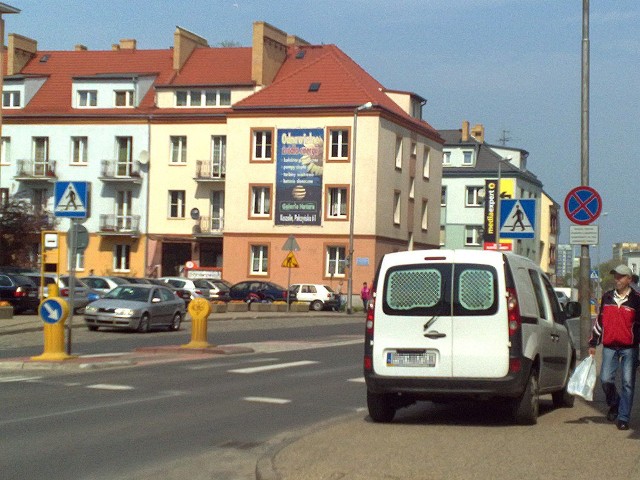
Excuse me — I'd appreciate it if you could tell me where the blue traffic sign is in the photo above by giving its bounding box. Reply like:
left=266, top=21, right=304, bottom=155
left=564, top=186, right=602, bottom=225
left=54, top=181, right=89, bottom=218
left=499, top=199, right=536, bottom=239
left=39, top=297, right=67, bottom=324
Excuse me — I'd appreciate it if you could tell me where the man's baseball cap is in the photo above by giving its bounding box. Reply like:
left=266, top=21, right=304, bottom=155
left=610, top=265, right=633, bottom=277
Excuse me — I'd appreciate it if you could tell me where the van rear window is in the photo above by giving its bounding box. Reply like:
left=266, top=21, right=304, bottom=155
left=382, top=263, right=497, bottom=316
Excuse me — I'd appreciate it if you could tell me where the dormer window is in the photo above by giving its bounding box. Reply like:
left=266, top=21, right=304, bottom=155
left=78, top=90, right=97, bottom=107
left=2, top=91, right=20, bottom=108
left=462, top=150, right=473, bottom=165
left=114, top=90, right=135, bottom=107
left=175, top=89, right=231, bottom=107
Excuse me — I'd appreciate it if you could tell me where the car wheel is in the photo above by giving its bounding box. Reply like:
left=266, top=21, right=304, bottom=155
left=169, top=312, right=182, bottom=332
left=512, top=369, right=539, bottom=425
left=87, top=325, right=99, bottom=332
left=311, top=300, right=324, bottom=311
left=137, top=313, right=150, bottom=333
left=552, top=357, right=576, bottom=408
left=367, top=390, right=396, bottom=423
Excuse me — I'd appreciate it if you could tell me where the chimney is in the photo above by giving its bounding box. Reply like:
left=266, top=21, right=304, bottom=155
left=173, top=27, right=208, bottom=72
left=112, top=44, right=120, bottom=51
left=7, top=34, right=37, bottom=75
left=471, top=124, right=485, bottom=143
left=75, top=44, right=87, bottom=51
left=461, top=120, right=469, bottom=142
left=119, top=39, right=136, bottom=50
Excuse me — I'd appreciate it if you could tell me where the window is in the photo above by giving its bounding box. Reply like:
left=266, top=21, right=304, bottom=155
left=326, top=246, right=346, bottom=277
left=2, top=91, right=20, bottom=108
left=443, top=151, right=451, bottom=165
left=439, top=225, right=446, bottom=246
left=71, top=137, right=88, bottom=164
left=170, top=136, right=187, bottom=164
left=464, top=226, right=482, bottom=246
left=441, top=186, right=447, bottom=206
left=395, top=137, right=403, bottom=169
left=423, top=147, right=430, bottom=178
left=78, top=90, right=97, bottom=107
left=211, top=136, right=226, bottom=176
left=1, top=137, right=10, bottom=164
left=33, top=188, right=48, bottom=214
left=250, top=185, right=271, bottom=217
left=411, top=142, right=417, bottom=156
left=116, top=190, right=133, bottom=230
left=252, top=129, right=273, bottom=161
left=409, top=179, right=415, bottom=200
left=114, top=90, right=134, bottom=107
left=69, top=250, right=85, bottom=271
left=175, top=89, right=231, bottom=107
left=462, top=150, right=473, bottom=165
left=0, top=188, right=8, bottom=206
left=326, top=186, right=348, bottom=219
left=169, top=190, right=186, bottom=218
left=465, top=186, right=483, bottom=207
left=250, top=245, right=268, bottom=275
left=421, top=200, right=428, bottom=230
left=328, top=128, right=349, bottom=160
left=393, top=191, right=401, bottom=225
left=33, top=137, right=50, bottom=176
left=113, top=244, right=130, bottom=272
left=116, top=137, right=133, bottom=176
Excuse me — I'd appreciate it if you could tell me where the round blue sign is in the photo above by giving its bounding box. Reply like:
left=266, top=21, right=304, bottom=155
left=564, top=186, right=602, bottom=225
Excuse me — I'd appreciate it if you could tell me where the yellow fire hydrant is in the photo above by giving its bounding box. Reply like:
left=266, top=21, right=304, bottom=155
left=182, top=297, right=213, bottom=349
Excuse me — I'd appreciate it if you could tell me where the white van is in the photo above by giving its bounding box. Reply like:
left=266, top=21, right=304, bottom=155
left=364, top=249, right=579, bottom=425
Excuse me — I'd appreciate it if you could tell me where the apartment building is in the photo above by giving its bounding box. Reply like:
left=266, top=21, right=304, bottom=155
left=0, top=21, right=444, bottom=292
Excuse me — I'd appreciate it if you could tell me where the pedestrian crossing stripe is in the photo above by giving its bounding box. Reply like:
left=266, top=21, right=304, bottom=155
left=499, top=199, right=536, bottom=239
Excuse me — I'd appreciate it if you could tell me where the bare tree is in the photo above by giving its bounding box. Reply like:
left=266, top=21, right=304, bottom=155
left=0, top=198, right=53, bottom=267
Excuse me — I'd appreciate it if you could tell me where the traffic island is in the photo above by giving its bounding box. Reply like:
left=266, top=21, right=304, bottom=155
left=290, top=302, right=310, bottom=312
left=250, top=302, right=273, bottom=312
left=0, top=304, right=13, bottom=319
left=227, top=302, right=249, bottom=312
left=210, top=302, right=228, bottom=313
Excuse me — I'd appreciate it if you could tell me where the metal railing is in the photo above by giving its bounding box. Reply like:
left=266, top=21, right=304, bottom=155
left=195, top=160, right=225, bottom=180
left=16, top=159, right=57, bottom=178
left=193, top=215, right=224, bottom=235
left=100, top=159, right=141, bottom=179
left=99, top=214, right=140, bottom=234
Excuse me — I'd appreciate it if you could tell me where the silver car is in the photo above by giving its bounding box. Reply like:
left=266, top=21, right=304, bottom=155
left=83, top=284, right=186, bottom=332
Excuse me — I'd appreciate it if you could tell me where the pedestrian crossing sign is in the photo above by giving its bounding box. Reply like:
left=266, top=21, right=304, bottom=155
left=499, top=199, right=536, bottom=239
left=54, top=181, right=89, bottom=218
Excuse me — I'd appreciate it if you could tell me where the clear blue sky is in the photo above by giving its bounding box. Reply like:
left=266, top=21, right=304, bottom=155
left=5, top=0, right=639, bottom=262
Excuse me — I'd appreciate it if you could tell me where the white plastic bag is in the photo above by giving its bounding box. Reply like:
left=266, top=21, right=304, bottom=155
left=567, top=355, right=596, bottom=401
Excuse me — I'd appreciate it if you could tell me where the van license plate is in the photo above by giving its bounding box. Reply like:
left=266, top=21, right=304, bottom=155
left=387, top=351, right=436, bottom=367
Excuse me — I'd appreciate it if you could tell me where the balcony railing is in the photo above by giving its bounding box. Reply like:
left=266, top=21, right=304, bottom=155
left=100, top=159, right=142, bottom=183
left=192, top=215, right=224, bottom=236
left=99, top=214, right=140, bottom=235
left=195, top=160, right=225, bottom=181
left=15, top=159, right=57, bottom=181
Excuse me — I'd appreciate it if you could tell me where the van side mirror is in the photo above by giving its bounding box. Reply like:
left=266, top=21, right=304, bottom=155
left=564, top=301, right=581, bottom=318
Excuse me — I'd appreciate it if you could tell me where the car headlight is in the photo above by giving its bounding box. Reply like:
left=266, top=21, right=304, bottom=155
left=85, top=305, right=98, bottom=314
left=114, top=308, right=135, bottom=316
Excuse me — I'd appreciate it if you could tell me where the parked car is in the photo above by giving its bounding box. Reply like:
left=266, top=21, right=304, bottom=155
left=205, top=279, right=232, bottom=300
left=289, top=283, right=340, bottom=311
left=84, top=284, right=186, bottom=332
left=365, top=249, right=580, bottom=425
left=228, top=281, right=289, bottom=303
left=0, top=273, right=39, bottom=314
left=81, top=275, right=130, bottom=295
left=157, top=277, right=211, bottom=300
left=554, top=289, right=570, bottom=309
left=23, top=273, right=99, bottom=313
left=145, top=278, right=192, bottom=306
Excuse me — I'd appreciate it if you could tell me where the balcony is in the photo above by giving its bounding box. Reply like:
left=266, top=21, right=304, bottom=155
left=15, top=159, right=57, bottom=182
left=192, top=216, right=224, bottom=237
left=98, top=214, right=140, bottom=237
left=99, top=160, right=142, bottom=184
left=195, top=160, right=225, bottom=182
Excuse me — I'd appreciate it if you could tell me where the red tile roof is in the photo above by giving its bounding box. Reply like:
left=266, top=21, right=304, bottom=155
left=234, top=45, right=442, bottom=142
left=164, top=47, right=253, bottom=87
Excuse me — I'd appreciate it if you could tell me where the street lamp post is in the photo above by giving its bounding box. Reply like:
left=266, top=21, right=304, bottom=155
left=347, top=101, right=373, bottom=315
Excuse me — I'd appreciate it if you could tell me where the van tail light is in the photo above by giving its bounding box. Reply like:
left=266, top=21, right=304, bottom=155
left=509, top=358, right=522, bottom=373
left=506, top=287, right=521, bottom=337
left=60, top=288, right=70, bottom=297
left=364, top=355, right=373, bottom=371
left=364, top=290, right=375, bottom=372
left=13, top=286, right=27, bottom=298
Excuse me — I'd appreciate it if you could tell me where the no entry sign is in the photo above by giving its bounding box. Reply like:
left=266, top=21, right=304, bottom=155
left=564, top=186, right=602, bottom=225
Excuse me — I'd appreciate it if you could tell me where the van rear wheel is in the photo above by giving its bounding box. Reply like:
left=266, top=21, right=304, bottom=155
left=367, top=391, right=396, bottom=423
left=512, top=370, right=539, bottom=425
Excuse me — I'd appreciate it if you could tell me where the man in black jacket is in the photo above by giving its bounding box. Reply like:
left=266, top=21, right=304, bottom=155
left=589, top=264, right=640, bottom=431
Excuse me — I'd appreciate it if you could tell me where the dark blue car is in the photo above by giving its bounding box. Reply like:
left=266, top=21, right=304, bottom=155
left=228, top=281, right=289, bottom=303
left=0, top=273, right=39, bottom=314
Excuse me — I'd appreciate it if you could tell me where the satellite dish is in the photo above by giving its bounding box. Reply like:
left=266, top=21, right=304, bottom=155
left=138, top=150, right=149, bottom=165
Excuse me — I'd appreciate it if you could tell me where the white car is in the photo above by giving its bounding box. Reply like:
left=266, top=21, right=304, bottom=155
left=157, top=277, right=211, bottom=300
left=289, top=284, right=340, bottom=311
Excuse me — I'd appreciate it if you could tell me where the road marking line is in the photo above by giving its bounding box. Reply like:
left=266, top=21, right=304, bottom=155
left=185, top=357, right=281, bottom=370
left=348, top=377, right=365, bottom=383
left=243, top=396, right=291, bottom=404
left=0, top=376, right=42, bottom=383
left=87, top=384, right=134, bottom=391
left=80, top=352, right=128, bottom=358
left=228, top=360, right=319, bottom=374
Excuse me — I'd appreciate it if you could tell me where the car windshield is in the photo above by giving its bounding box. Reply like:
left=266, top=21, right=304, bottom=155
left=105, top=286, right=150, bottom=302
